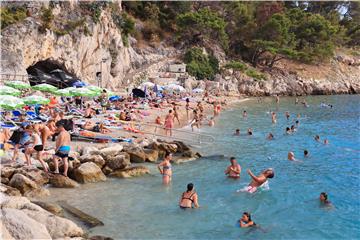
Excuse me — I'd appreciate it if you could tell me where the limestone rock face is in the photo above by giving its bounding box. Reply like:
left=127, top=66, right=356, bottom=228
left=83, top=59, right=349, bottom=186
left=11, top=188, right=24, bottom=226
left=49, top=174, right=79, bottom=188
left=14, top=168, right=49, bottom=185
left=24, top=188, right=51, bottom=199
left=109, top=166, right=150, bottom=178
left=74, top=162, right=106, bottom=183
left=9, top=174, right=38, bottom=194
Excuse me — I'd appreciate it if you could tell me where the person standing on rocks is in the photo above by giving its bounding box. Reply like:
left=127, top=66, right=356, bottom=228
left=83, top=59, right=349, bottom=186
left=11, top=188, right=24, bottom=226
left=52, top=122, right=71, bottom=177
left=158, top=151, right=172, bottom=185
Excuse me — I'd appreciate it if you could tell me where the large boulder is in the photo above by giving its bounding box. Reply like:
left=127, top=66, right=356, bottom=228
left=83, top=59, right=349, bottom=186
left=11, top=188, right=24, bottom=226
left=100, top=145, right=124, bottom=158
left=9, top=173, right=38, bottom=194
left=109, top=166, right=150, bottom=178
left=144, top=149, right=159, bottom=162
left=49, top=174, right=79, bottom=188
left=79, top=154, right=106, bottom=168
left=24, top=188, right=51, bottom=198
left=105, top=153, right=130, bottom=170
left=172, top=141, right=191, bottom=153
left=32, top=201, right=64, bottom=216
left=74, top=162, right=107, bottom=183
left=14, top=168, right=49, bottom=185
left=1, top=166, right=16, bottom=179
left=81, top=146, right=100, bottom=156
left=0, top=184, right=21, bottom=196
left=1, top=208, right=52, bottom=239
left=125, top=147, right=146, bottom=163
left=149, top=142, right=178, bottom=153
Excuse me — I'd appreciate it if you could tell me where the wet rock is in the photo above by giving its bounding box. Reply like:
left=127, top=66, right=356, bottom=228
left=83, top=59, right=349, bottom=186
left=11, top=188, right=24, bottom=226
left=9, top=173, right=38, bottom=194
left=109, top=166, right=150, bottom=178
left=1, top=208, right=52, bottom=239
left=149, top=142, right=178, bottom=153
left=126, top=148, right=146, bottom=163
left=105, top=153, right=130, bottom=170
left=182, top=150, right=202, bottom=158
left=90, top=235, right=114, bottom=240
left=144, top=149, right=159, bottom=162
left=172, top=141, right=191, bottom=153
left=49, top=174, right=79, bottom=188
left=32, top=201, right=64, bottom=216
left=102, top=166, right=113, bottom=175
left=79, top=154, right=106, bottom=168
left=74, top=162, right=106, bottom=183
left=24, top=188, right=50, bottom=199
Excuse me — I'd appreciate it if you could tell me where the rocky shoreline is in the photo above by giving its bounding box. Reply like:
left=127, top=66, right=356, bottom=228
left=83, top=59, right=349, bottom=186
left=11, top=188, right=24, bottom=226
left=1, top=139, right=201, bottom=239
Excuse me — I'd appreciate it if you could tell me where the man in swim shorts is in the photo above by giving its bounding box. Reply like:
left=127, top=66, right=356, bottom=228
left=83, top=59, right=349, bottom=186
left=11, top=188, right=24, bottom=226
left=53, top=122, right=71, bottom=176
left=224, top=157, right=241, bottom=179
left=246, top=168, right=274, bottom=193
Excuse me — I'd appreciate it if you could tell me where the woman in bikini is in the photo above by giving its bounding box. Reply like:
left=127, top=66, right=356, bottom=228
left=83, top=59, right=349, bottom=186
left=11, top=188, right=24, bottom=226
left=157, top=152, right=173, bottom=185
left=164, top=110, right=174, bottom=137
left=185, top=98, right=191, bottom=119
left=191, top=109, right=200, bottom=132
left=179, top=183, right=199, bottom=208
left=172, top=103, right=181, bottom=126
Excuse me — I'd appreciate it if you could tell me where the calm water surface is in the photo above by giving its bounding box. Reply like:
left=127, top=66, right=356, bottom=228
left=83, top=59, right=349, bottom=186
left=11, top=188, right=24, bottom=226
left=47, top=95, right=360, bottom=239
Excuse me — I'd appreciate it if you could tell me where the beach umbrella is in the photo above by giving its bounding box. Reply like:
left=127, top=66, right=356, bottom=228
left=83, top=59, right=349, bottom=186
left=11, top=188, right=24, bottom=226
left=54, top=87, right=76, bottom=97
left=4, top=80, right=31, bottom=89
left=86, top=85, right=103, bottom=93
left=23, top=95, right=50, bottom=105
left=0, top=95, right=25, bottom=110
left=165, top=84, right=185, bottom=92
left=0, top=86, right=21, bottom=96
left=132, top=88, right=146, bottom=98
left=140, top=82, right=155, bottom=89
left=72, top=80, right=87, bottom=88
left=192, top=88, right=204, bottom=93
left=32, top=83, right=58, bottom=93
left=109, top=95, right=122, bottom=102
left=70, top=87, right=97, bottom=97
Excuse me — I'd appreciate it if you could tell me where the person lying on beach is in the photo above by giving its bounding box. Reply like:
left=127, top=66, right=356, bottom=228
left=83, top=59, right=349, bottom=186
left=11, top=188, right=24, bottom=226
left=82, top=121, right=111, bottom=134
left=179, top=183, right=199, bottom=209
left=245, top=168, right=274, bottom=193
left=224, top=157, right=241, bottom=179
left=84, top=103, right=96, bottom=118
left=239, top=212, right=256, bottom=228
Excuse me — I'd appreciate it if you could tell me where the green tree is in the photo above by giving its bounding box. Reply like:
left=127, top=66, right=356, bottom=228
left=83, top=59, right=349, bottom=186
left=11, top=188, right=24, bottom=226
left=184, top=47, right=219, bottom=80
left=177, top=8, right=229, bottom=50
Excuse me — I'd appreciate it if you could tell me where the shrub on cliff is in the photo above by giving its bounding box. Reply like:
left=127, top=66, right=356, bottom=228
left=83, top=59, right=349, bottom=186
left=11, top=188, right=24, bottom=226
left=0, top=6, right=27, bottom=29
left=184, top=47, right=219, bottom=80
left=112, top=12, right=135, bottom=47
left=224, top=61, right=247, bottom=72
left=39, top=7, right=54, bottom=33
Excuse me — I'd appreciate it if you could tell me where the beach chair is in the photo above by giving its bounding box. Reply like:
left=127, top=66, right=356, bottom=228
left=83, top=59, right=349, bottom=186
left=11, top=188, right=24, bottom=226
left=26, top=111, right=38, bottom=120
left=12, top=110, right=22, bottom=117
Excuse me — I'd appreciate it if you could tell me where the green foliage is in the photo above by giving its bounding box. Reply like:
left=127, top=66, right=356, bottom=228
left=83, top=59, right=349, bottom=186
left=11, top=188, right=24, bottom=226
left=39, top=7, right=54, bottom=32
left=245, top=69, right=266, bottom=81
left=184, top=47, right=219, bottom=80
left=177, top=8, right=229, bottom=50
left=224, top=61, right=247, bottom=72
left=80, top=2, right=107, bottom=23
left=112, top=12, right=135, bottom=46
left=53, top=18, right=86, bottom=36
left=0, top=6, right=27, bottom=29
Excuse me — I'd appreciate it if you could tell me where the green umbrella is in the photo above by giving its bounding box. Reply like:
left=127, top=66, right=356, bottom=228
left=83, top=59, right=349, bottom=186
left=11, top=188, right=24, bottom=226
left=32, top=83, right=58, bottom=93
left=0, top=95, right=25, bottom=110
left=70, top=88, right=97, bottom=97
left=22, top=95, right=50, bottom=105
left=54, top=87, right=76, bottom=97
left=4, top=81, right=31, bottom=89
left=0, top=86, right=21, bottom=96
left=86, top=85, right=103, bottom=93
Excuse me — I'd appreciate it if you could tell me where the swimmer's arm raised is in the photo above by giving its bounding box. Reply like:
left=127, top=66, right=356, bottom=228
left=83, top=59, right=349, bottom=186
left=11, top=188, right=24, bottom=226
left=247, top=169, right=262, bottom=183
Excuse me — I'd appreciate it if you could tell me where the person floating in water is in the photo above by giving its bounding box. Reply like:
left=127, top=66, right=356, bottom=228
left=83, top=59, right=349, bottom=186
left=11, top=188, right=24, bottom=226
left=247, top=128, right=253, bottom=136
left=158, top=151, right=172, bottom=185
left=285, top=111, right=290, bottom=120
left=304, top=150, right=309, bottom=157
left=179, top=183, right=199, bottom=209
left=324, top=139, right=329, bottom=145
left=243, top=110, right=248, bottom=118
left=286, top=127, right=292, bottom=135
left=271, top=112, right=277, bottom=124
left=234, top=129, right=240, bottom=136
left=267, top=133, right=274, bottom=140
left=224, top=157, right=241, bottom=179
left=320, top=192, right=333, bottom=208
left=239, top=212, right=256, bottom=228
left=314, top=135, right=320, bottom=142
left=288, top=151, right=296, bottom=161
left=243, top=168, right=274, bottom=193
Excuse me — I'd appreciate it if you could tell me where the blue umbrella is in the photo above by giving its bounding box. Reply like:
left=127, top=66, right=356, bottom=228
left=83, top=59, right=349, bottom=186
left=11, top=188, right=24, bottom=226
left=72, top=81, right=87, bottom=87
left=153, top=84, right=158, bottom=93
left=109, top=95, right=122, bottom=102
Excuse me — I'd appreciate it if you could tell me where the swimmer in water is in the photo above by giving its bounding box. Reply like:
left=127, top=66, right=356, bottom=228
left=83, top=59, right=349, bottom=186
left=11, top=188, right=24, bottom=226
left=320, top=192, right=333, bottom=207
left=286, top=127, right=292, bottom=135
left=275, top=94, right=280, bottom=104
left=243, top=110, right=248, bottom=118
left=295, top=97, right=299, bottom=104
left=239, top=212, right=256, bottom=228
left=179, top=183, right=199, bottom=209
left=267, top=133, right=274, bottom=140
left=295, top=120, right=300, bottom=127
left=324, top=139, right=329, bottom=145
left=224, top=157, right=241, bottom=179
left=271, top=112, right=277, bottom=124
left=315, top=135, right=320, bottom=142
left=234, top=129, right=240, bottom=136
left=304, top=150, right=309, bottom=157
left=247, top=128, right=253, bottom=136
left=288, top=151, right=296, bottom=161
left=290, top=125, right=296, bottom=132
left=285, top=111, right=290, bottom=120
left=245, top=168, right=274, bottom=193
left=297, top=113, right=301, bottom=119
left=208, top=117, right=215, bottom=127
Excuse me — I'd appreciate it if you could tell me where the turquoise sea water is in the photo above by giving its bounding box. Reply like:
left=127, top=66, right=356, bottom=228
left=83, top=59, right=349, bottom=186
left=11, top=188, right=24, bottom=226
left=47, top=95, right=360, bottom=239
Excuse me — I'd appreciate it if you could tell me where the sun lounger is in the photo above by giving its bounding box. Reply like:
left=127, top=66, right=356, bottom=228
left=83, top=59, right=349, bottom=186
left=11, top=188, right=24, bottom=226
left=71, top=132, right=132, bottom=143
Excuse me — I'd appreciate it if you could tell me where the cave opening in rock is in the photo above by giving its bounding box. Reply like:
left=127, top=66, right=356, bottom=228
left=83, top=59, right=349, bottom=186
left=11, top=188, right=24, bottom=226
left=26, top=59, right=80, bottom=88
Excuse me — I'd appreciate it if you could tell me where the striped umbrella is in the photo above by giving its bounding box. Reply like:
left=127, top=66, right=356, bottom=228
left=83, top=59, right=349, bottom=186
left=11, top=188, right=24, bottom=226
left=23, top=95, right=50, bottom=105
left=0, top=86, right=21, bottom=96
left=4, top=81, right=31, bottom=89
left=70, top=88, right=98, bottom=97
left=54, top=87, right=76, bottom=97
left=32, top=83, right=58, bottom=93
left=0, top=95, right=25, bottom=110
left=86, top=85, right=103, bottom=93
